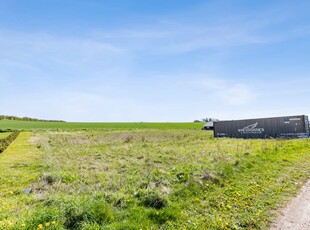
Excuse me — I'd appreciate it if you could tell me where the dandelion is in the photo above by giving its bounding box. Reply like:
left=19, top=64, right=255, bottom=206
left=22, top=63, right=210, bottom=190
left=45, top=222, right=50, bottom=227
left=256, top=210, right=262, bottom=216
left=38, top=223, right=43, bottom=229
left=51, top=220, right=56, bottom=225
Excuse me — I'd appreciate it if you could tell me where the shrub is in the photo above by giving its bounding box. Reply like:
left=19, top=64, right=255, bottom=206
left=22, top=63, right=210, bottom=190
left=0, top=131, right=19, bottom=153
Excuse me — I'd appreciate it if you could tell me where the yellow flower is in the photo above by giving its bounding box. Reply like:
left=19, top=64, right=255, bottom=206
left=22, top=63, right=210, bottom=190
left=38, top=223, right=43, bottom=229
left=45, top=222, right=50, bottom=227
left=52, top=221, right=56, bottom=225
left=21, top=223, right=26, bottom=227
left=9, top=191, right=14, bottom=195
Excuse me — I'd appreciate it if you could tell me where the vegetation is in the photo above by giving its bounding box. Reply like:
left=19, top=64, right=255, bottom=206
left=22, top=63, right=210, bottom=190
left=0, top=120, right=204, bottom=130
left=0, top=129, right=309, bottom=229
left=0, top=132, right=12, bottom=139
left=194, top=118, right=219, bottom=123
left=0, top=131, right=19, bottom=153
left=0, top=115, right=64, bottom=123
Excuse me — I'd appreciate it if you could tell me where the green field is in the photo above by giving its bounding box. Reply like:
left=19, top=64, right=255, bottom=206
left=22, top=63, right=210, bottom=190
left=0, top=129, right=309, bottom=229
left=0, top=120, right=204, bottom=130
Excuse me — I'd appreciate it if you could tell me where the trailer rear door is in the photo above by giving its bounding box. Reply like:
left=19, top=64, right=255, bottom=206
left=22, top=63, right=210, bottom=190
left=305, top=116, right=310, bottom=137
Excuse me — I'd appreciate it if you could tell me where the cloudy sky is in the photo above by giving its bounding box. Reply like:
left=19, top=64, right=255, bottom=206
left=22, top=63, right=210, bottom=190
left=1, top=0, right=310, bottom=122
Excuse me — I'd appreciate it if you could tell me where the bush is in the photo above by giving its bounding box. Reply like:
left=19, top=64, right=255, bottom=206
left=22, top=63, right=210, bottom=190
left=0, top=131, right=19, bottom=153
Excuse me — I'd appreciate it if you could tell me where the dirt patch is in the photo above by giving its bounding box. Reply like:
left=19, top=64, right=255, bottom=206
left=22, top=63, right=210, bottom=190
left=270, top=179, right=310, bottom=230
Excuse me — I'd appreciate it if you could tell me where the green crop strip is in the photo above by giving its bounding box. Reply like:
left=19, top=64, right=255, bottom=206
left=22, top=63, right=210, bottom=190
left=0, top=120, right=204, bottom=130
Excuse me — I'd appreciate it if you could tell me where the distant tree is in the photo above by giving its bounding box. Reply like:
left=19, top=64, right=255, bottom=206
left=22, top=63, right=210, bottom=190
left=202, top=118, right=210, bottom=122
left=0, top=115, right=65, bottom=122
left=202, top=118, right=219, bottom=122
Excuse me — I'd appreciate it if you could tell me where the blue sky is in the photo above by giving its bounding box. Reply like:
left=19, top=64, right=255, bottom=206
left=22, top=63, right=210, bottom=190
left=1, top=0, right=310, bottom=122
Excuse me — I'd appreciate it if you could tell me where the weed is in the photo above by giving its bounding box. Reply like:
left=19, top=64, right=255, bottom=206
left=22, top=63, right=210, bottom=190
left=63, top=199, right=114, bottom=229
left=124, top=134, right=133, bottom=143
left=136, top=190, right=168, bottom=209
left=148, top=206, right=180, bottom=224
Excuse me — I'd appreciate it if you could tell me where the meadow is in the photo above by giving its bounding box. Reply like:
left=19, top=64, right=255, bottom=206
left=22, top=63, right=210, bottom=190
left=0, top=126, right=309, bottom=230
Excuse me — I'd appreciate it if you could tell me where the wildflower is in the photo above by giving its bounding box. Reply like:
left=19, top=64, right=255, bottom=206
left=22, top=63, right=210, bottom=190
left=256, top=210, right=262, bottom=216
left=38, top=223, right=43, bottom=229
left=52, top=220, right=56, bottom=225
left=9, top=191, right=14, bottom=195
left=21, top=223, right=26, bottom=227
left=45, top=222, right=50, bottom=227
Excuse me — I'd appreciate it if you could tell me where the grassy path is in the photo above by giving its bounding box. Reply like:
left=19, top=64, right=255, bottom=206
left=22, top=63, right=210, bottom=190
left=270, top=179, right=310, bottom=229
left=0, top=132, right=42, bottom=228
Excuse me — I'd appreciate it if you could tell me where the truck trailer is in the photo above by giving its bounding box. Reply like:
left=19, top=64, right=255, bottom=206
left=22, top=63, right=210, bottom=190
left=214, top=115, right=309, bottom=139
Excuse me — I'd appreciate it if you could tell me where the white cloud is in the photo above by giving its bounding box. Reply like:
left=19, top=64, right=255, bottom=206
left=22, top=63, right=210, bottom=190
left=91, top=24, right=270, bottom=55
left=218, top=84, right=254, bottom=105
left=197, top=77, right=256, bottom=105
left=89, top=3, right=304, bottom=55
left=0, top=30, right=124, bottom=73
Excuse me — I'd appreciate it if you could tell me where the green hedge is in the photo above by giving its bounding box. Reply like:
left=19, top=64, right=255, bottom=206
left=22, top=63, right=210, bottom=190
left=0, top=131, right=20, bottom=153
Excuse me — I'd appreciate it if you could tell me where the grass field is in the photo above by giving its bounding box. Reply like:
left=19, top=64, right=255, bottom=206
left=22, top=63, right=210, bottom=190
left=0, top=120, right=204, bottom=130
left=0, top=129, right=309, bottom=229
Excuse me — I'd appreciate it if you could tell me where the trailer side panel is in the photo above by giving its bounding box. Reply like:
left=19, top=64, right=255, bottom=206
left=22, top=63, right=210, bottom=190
left=214, top=115, right=309, bottom=139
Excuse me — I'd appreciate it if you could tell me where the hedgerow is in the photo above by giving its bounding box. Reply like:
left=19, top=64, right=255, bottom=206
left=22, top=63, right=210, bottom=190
left=0, top=131, right=20, bottom=153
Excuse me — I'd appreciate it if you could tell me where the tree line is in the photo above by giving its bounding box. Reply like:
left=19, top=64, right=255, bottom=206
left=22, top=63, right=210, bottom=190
left=194, top=118, right=219, bottom=122
left=0, top=115, right=65, bottom=122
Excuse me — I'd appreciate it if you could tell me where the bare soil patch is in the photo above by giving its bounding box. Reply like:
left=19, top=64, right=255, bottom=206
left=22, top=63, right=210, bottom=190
left=270, top=179, right=310, bottom=230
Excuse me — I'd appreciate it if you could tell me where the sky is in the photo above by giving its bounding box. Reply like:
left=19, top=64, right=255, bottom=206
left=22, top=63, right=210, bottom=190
left=1, top=0, right=310, bottom=122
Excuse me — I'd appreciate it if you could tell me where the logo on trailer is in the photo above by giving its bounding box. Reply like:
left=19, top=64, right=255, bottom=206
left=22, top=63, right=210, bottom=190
left=238, top=122, right=265, bottom=134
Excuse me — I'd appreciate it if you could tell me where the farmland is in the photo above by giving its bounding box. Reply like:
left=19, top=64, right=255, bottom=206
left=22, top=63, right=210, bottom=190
left=0, top=124, right=309, bottom=229
left=0, top=120, right=204, bottom=130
